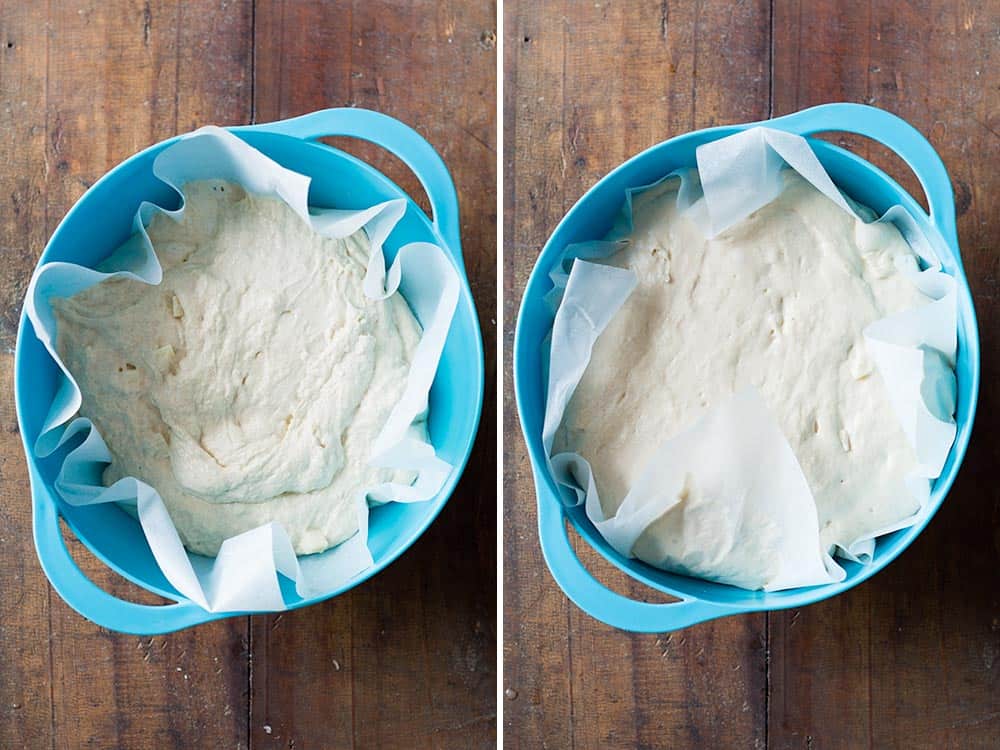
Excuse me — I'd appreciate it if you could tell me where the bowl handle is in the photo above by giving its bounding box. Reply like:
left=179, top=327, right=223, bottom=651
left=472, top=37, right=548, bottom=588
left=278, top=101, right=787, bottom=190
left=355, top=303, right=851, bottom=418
left=764, top=103, right=958, bottom=253
left=241, top=108, right=463, bottom=266
left=535, top=472, right=734, bottom=633
left=32, top=470, right=217, bottom=635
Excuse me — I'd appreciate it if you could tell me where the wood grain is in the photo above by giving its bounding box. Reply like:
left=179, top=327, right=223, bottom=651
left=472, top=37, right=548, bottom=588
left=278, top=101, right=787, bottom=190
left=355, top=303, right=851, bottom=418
left=504, top=1, right=1000, bottom=748
left=503, top=1, right=771, bottom=748
left=768, top=2, right=1000, bottom=748
left=1, top=3, right=253, bottom=749
left=0, top=2, right=53, bottom=738
left=0, top=1, right=496, bottom=749
left=250, top=3, right=496, bottom=748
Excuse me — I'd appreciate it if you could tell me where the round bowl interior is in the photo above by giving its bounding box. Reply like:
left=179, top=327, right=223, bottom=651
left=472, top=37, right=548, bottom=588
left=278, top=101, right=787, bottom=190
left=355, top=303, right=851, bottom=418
left=515, top=126, right=979, bottom=611
left=16, top=129, right=484, bottom=608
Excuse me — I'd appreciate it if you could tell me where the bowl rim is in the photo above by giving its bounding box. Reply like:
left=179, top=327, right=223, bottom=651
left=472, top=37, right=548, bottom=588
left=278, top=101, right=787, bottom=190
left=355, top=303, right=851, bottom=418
left=513, top=122, right=980, bottom=610
left=15, top=125, right=485, bottom=614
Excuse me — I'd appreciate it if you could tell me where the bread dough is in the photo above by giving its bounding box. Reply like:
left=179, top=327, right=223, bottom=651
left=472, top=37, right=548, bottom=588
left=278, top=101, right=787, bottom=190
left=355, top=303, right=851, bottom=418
left=555, top=172, right=927, bottom=559
left=53, top=180, right=422, bottom=556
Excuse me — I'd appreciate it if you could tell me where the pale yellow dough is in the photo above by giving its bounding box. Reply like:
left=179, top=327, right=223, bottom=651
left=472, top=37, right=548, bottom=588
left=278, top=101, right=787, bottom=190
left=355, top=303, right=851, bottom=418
left=54, top=181, right=421, bottom=556
left=555, top=172, right=927, bottom=558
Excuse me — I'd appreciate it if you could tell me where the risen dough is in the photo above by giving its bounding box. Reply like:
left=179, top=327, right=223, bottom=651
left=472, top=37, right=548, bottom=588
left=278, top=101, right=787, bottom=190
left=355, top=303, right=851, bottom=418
left=555, top=172, right=926, bottom=558
left=54, top=181, right=421, bottom=556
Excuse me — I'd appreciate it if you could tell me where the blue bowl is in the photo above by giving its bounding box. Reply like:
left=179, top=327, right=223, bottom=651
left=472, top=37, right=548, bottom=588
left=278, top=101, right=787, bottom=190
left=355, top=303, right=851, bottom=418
left=15, top=108, right=484, bottom=635
left=514, top=103, right=979, bottom=632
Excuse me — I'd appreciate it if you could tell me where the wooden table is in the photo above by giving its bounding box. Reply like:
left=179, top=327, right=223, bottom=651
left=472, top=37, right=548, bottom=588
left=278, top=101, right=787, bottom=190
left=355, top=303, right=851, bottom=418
left=0, top=2, right=496, bottom=748
left=504, top=1, right=999, bottom=747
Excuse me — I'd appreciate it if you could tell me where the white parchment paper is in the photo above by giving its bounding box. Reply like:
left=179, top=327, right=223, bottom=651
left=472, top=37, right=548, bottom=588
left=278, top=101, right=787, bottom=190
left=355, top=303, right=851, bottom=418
left=26, top=126, right=459, bottom=612
left=543, top=127, right=957, bottom=591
